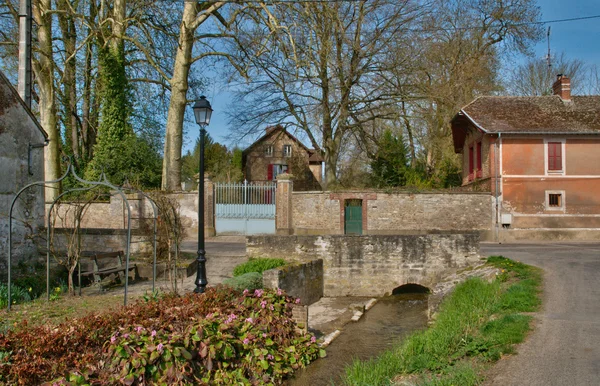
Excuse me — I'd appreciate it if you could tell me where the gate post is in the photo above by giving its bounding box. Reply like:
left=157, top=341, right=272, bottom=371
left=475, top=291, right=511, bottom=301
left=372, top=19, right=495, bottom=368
left=276, top=173, right=293, bottom=235
left=204, top=174, right=216, bottom=237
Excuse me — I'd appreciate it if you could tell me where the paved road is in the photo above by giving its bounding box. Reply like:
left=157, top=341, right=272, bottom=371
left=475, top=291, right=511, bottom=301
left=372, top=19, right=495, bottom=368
left=480, top=242, right=600, bottom=386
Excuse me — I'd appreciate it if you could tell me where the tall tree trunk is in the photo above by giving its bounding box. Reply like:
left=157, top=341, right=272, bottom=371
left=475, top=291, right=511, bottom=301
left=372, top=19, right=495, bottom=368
left=58, top=0, right=79, bottom=162
left=33, top=0, right=60, bottom=201
left=161, top=1, right=198, bottom=191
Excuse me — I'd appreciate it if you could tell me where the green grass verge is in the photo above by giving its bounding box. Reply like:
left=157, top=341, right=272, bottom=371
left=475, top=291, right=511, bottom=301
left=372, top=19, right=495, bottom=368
left=232, top=257, right=286, bottom=277
left=342, top=255, right=542, bottom=386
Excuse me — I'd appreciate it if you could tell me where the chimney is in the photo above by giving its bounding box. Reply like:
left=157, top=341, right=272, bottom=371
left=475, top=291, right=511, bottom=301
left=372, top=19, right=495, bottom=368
left=552, top=74, right=571, bottom=101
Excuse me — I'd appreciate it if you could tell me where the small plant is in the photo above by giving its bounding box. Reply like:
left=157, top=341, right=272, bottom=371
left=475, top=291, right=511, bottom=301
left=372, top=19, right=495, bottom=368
left=0, top=283, right=31, bottom=308
left=233, top=257, right=286, bottom=277
left=223, top=272, right=263, bottom=291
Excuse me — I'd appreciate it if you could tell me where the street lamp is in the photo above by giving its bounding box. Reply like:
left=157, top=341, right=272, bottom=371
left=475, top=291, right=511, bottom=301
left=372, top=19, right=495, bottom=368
left=192, top=96, right=212, bottom=293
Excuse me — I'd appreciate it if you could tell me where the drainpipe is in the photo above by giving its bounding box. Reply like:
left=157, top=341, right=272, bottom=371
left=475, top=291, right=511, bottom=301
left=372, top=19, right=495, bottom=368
left=494, top=133, right=501, bottom=243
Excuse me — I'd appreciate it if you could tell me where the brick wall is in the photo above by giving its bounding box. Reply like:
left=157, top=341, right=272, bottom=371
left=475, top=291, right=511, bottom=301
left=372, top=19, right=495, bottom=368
left=247, top=234, right=481, bottom=297
left=262, top=259, right=323, bottom=305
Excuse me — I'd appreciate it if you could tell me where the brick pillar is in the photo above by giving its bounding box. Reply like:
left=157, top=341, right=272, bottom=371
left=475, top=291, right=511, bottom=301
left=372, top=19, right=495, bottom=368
left=204, top=174, right=216, bottom=237
left=276, top=173, right=293, bottom=235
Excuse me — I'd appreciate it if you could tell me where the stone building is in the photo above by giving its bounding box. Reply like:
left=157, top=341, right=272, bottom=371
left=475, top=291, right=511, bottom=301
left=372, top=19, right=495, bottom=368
left=242, top=126, right=323, bottom=190
left=0, top=70, right=48, bottom=274
left=451, top=74, right=600, bottom=240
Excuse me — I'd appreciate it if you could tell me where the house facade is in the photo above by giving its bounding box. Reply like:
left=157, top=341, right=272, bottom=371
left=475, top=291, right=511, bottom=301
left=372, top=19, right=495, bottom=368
left=451, top=75, right=600, bottom=240
left=0, top=70, right=48, bottom=274
left=242, top=126, right=323, bottom=190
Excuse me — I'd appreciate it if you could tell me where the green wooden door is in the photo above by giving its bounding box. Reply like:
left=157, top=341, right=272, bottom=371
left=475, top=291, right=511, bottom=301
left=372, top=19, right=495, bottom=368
left=344, top=200, right=363, bottom=235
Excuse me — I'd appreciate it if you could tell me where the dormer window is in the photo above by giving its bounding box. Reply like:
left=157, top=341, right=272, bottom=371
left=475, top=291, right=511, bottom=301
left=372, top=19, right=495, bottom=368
left=265, top=145, right=273, bottom=157
left=283, top=145, right=292, bottom=157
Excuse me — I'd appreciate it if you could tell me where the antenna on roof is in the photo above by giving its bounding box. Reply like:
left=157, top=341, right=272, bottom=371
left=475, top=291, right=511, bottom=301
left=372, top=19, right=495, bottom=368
left=545, top=26, right=552, bottom=71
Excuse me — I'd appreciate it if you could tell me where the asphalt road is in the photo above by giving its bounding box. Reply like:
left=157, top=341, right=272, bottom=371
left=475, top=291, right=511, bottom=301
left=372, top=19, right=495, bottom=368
left=480, top=242, right=600, bottom=386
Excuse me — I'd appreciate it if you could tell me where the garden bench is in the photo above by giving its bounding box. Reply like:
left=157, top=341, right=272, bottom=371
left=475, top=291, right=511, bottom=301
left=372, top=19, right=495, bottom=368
left=78, top=251, right=138, bottom=287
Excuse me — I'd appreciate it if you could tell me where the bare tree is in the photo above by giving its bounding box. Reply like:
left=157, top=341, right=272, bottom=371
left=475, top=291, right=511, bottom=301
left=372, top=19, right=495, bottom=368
left=228, top=0, right=421, bottom=186
left=506, top=52, right=587, bottom=96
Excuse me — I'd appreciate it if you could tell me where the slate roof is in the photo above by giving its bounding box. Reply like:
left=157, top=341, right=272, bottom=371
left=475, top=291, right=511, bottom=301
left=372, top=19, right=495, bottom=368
left=458, top=95, right=600, bottom=134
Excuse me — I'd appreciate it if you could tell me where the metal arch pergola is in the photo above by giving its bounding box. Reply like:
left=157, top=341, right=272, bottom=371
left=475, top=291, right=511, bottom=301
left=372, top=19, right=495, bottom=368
left=6, top=161, right=144, bottom=310
left=118, top=182, right=159, bottom=292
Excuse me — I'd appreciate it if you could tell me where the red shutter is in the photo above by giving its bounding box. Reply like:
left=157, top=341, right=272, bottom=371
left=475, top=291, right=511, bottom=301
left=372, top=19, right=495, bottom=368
left=548, top=142, right=562, bottom=171
left=267, top=164, right=274, bottom=180
left=477, top=142, right=482, bottom=170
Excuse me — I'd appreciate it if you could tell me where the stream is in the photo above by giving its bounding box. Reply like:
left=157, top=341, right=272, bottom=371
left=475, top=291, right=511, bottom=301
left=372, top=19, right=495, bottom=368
left=287, top=293, right=429, bottom=386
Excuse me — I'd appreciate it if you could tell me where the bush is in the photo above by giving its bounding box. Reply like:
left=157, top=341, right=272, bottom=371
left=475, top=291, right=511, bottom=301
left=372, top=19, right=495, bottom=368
left=233, top=258, right=286, bottom=277
left=0, top=287, right=321, bottom=385
left=223, top=272, right=263, bottom=291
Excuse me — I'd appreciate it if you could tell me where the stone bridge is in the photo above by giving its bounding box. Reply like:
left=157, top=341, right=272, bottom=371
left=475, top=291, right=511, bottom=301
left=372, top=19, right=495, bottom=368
left=247, top=234, right=481, bottom=297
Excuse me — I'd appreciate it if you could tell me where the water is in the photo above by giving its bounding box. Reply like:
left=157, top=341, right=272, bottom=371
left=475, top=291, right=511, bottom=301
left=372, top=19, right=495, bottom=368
left=287, top=294, right=429, bottom=386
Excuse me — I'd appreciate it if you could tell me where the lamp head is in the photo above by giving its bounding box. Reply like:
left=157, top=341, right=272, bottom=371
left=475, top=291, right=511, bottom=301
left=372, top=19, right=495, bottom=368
left=193, top=96, right=212, bottom=127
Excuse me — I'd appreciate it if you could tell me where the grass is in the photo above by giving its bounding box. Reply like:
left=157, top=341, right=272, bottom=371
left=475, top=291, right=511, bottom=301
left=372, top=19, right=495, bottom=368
left=232, top=257, right=286, bottom=277
left=342, top=255, right=542, bottom=386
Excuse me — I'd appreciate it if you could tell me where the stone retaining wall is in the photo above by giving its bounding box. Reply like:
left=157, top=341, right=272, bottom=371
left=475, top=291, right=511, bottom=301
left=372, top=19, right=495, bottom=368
left=262, top=259, right=323, bottom=305
left=247, top=234, right=481, bottom=297
left=290, top=190, right=493, bottom=238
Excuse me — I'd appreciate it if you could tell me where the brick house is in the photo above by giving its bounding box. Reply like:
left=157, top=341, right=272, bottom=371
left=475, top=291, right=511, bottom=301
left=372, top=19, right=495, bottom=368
left=450, top=75, right=600, bottom=240
left=0, top=70, right=48, bottom=273
left=242, top=125, right=323, bottom=190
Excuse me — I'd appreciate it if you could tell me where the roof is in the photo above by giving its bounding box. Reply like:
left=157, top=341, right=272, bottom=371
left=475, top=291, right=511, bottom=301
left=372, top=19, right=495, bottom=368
left=242, top=125, right=317, bottom=156
left=0, top=70, right=48, bottom=140
left=451, top=95, right=600, bottom=152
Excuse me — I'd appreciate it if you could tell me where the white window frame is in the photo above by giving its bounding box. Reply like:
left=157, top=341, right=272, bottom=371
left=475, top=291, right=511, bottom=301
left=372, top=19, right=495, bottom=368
left=545, top=190, right=566, bottom=211
left=283, top=144, right=292, bottom=157
left=265, top=145, right=274, bottom=157
left=544, top=138, right=566, bottom=176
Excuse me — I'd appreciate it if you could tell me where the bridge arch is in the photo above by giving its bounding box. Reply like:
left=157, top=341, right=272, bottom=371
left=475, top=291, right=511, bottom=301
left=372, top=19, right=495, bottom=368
left=392, top=283, right=430, bottom=295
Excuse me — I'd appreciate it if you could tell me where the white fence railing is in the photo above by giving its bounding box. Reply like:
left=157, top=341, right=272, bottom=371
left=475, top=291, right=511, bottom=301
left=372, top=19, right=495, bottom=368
left=215, top=180, right=276, bottom=220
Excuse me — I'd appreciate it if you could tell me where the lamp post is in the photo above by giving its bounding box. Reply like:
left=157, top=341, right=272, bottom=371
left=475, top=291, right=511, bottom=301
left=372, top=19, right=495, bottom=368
left=192, top=96, right=212, bottom=293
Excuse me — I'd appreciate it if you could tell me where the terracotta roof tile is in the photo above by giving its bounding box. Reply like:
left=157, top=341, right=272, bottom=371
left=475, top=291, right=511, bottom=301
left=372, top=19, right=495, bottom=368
left=460, top=95, right=600, bottom=134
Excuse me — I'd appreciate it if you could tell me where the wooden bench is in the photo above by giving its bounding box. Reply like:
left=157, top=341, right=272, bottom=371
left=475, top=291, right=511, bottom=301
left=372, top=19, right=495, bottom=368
left=78, top=251, right=138, bottom=287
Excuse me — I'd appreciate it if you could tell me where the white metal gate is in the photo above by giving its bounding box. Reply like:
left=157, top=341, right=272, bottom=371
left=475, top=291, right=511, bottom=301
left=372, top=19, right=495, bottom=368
left=214, top=180, right=276, bottom=235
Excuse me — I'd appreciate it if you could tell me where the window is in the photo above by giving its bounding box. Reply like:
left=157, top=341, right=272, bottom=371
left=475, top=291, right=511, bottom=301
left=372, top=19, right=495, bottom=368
left=283, top=145, right=292, bottom=157
left=547, top=141, right=563, bottom=172
left=545, top=190, right=565, bottom=211
left=476, top=142, right=483, bottom=177
left=267, top=164, right=288, bottom=181
left=265, top=145, right=273, bottom=157
left=548, top=194, right=561, bottom=207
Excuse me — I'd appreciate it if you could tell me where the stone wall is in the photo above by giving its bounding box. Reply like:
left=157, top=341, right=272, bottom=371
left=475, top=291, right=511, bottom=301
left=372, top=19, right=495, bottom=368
left=0, top=71, right=47, bottom=277
left=49, top=228, right=151, bottom=255
left=247, top=234, right=481, bottom=297
left=289, top=190, right=493, bottom=238
left=262, top=259, right=323, bottom=305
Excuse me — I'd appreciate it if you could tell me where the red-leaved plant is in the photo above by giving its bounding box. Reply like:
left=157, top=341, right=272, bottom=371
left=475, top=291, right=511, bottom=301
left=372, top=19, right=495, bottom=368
left=0, top=287, right=323, bottom=385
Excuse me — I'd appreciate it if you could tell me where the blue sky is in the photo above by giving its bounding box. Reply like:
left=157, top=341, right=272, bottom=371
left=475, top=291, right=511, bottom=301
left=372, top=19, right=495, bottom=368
left=183, top=0, right=600, bottom=153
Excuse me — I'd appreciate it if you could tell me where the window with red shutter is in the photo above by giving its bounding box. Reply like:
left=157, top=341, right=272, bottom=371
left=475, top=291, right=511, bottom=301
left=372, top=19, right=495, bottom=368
left=548, top=142, right=562, bottom=171
left=476, top=142, right=482, bottom=177
left=267, top=164, right=274, bottom=180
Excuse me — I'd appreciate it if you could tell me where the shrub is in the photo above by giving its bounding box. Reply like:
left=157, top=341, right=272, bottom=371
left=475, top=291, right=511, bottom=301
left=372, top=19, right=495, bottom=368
left=233, top=258, right=286, bottom=277
left=0, top=287, right=321, bottom=385
left=223, top=272, right=263, bottom=291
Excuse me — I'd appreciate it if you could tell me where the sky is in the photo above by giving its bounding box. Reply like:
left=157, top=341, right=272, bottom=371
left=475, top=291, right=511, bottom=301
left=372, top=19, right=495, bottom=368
left=183, top=0, right=600, bottom=154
